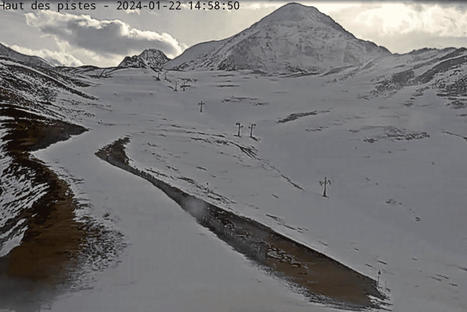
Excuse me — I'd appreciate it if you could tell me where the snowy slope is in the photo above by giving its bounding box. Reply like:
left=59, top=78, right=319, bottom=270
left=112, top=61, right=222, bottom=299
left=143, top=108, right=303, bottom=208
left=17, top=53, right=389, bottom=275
left=166, top=3, right=390, bottom=73
left=62, top=58, right=465, bottom=311
left=6, top=57, right=461, bottom=311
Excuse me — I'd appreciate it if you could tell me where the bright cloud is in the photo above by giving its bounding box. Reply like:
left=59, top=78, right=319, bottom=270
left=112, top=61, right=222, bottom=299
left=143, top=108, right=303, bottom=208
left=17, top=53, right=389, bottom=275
left=25, top=11, right=183, bottom=59
left=322, top=2, right=467, bottom=53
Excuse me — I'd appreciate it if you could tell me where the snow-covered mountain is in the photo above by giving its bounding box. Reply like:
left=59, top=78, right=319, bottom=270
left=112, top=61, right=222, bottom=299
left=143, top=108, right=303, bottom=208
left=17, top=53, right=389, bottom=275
left=0, top=42, right=53, bottom=69
left=166, top=3, right=390, bottom=73
left=118, top=49, right=170, bottom=71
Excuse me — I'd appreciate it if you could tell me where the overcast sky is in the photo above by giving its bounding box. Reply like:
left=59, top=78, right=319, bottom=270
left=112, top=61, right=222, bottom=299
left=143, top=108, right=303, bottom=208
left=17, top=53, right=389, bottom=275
left=1, top=1, right=466, bottom=67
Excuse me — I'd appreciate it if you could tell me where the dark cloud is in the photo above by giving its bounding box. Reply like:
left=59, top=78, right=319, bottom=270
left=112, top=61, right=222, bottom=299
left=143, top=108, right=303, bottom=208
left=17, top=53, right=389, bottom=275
left=25, top=12, right=182, bottom=58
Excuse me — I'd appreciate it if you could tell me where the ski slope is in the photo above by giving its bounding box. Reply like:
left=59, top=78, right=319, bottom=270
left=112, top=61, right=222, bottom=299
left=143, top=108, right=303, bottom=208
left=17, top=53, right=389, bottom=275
left=10, top=62, right=463, bottom=311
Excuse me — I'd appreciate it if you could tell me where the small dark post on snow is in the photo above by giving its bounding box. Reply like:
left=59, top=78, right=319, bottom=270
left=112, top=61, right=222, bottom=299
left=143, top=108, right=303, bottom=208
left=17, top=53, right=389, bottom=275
left=248, top=123, right=256, bottom=138
left=174, top=80, right=178, bottom=92
left=320, top=177, right=331, bottom=197
left=198, top=101, right=205, bottom=112
left=235, top=122, right=243, bottom=137
left=377, top=268, right=382, bottom=287
left=164, top=71, right=167, bottom=80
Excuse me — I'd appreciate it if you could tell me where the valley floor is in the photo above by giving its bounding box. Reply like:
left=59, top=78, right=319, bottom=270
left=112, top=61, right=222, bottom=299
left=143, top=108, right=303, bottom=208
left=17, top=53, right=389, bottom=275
left=1, top=66, right=466, bottom=311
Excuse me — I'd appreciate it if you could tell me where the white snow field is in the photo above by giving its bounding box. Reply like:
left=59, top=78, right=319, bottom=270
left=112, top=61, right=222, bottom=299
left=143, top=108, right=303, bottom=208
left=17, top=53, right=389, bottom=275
left=10, top=59, right=462, bottom=311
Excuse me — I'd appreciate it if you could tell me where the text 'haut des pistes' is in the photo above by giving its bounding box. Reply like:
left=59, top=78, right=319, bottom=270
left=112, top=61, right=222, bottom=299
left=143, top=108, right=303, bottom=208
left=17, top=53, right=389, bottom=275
left=0, top=1, right=97, bottom=12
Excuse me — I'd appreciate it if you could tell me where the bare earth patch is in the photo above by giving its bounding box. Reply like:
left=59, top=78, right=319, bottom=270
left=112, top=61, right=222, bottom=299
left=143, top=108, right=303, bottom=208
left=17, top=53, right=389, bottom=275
left=0, top=105, right=87, bottom=282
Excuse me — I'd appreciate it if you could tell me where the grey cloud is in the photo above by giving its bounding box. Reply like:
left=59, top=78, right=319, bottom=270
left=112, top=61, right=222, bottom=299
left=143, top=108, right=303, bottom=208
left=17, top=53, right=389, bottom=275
left=25, top=12, right=183, bottom=58
left=358, top=30, right=467, bottom=54
left=10, top=44, right=84, bottom=66
left=405, top=0, right=467, bottom=12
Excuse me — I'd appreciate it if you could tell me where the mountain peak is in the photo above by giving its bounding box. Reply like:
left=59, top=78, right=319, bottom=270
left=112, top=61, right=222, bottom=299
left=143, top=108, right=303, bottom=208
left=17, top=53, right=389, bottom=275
left=167, top=2, right=390, bottom=73
left=139, top=49, right=169, bottom=59
left=257, top=3, right=351, bottom=38
left=118, top=49, right=170, bottom=71
left=264, top=2, right=321, bottom=19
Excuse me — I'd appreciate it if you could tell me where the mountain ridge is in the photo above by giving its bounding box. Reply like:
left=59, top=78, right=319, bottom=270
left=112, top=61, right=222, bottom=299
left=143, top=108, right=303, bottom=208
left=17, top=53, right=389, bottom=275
left=118, top=49, right=170, bottom=71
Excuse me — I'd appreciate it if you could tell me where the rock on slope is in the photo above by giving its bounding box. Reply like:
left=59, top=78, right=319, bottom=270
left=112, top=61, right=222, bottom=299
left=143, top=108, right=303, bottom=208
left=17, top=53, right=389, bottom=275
left=166, top=2, right=390, bottom=73
left=0, top=42, right=53, bottom=69
left=118, top=49, right=170, bottom=71
left=362, top=47, right=467, bottom=107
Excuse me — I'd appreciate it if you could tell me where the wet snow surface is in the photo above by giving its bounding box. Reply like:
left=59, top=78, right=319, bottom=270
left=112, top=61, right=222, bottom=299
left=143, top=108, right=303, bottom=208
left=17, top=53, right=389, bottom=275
left=1, top=48, right=467, bottom=311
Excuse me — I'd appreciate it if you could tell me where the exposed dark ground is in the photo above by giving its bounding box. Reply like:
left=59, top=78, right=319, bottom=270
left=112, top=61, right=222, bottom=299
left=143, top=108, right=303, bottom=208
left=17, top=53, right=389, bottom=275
left=0, top=105, right=87, bottom=281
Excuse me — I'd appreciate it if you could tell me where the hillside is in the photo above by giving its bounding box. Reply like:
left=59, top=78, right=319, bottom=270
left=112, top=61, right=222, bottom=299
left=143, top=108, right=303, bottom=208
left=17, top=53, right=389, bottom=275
left=0, top=42, right=53, bottom=69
